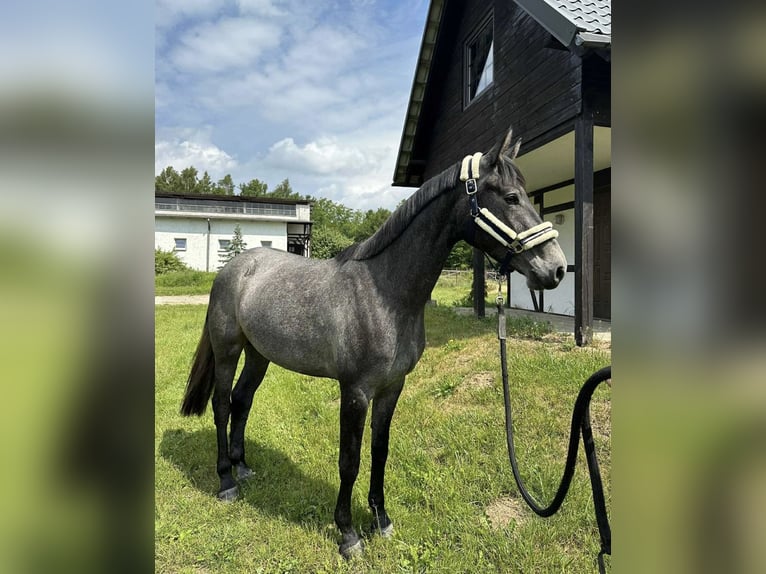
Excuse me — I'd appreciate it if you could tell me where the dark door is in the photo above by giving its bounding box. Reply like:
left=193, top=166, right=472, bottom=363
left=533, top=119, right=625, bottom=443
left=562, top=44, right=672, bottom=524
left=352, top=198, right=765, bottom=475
left=593, top=189, right=611, bottom=319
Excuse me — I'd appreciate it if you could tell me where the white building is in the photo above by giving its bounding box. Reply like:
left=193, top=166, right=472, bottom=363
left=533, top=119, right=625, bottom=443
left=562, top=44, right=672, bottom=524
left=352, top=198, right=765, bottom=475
left=155, top=193, right=312, bottom=271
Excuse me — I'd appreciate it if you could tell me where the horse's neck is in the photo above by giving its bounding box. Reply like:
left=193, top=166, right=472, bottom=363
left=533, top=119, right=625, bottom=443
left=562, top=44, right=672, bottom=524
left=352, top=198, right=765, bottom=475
left=367, top=187, right=462, bottom=310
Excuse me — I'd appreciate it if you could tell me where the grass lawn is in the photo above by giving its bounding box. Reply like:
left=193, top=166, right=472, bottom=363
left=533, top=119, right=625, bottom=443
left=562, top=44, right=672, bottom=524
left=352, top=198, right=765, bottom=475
left=156, top=304, right=610, bottom=573
left=155, top=271, right=217, bottom=296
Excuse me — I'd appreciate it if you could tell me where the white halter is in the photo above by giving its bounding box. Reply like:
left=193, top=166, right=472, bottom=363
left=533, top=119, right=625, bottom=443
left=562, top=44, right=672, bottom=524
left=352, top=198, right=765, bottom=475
left=461, top=153, right=559, bottom=256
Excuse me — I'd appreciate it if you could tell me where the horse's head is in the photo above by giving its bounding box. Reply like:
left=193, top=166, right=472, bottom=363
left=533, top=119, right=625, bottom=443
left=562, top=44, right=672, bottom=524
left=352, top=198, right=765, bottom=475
left=461, top=128, right=567, bottom=290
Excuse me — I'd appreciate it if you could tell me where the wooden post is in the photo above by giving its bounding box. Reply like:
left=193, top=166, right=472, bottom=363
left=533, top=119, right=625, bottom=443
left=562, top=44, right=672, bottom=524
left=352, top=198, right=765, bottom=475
left=472, top=247, right=485, bottom=318
left=574, top=107, right=594, bottom=346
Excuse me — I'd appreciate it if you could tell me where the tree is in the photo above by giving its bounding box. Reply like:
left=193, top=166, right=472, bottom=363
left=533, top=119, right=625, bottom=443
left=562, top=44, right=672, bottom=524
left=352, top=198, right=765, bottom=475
left=352, top=207, right=391, bottom=242
left=239, top=178, right=268, bottom=196
left=218, top=224, right=248, bottom=269
left=215, top=174, right=235, bottom=195
left=155, top=166, right=181, bottom=193
left=271, top=178, right=301, bottom=199
left=179, top=167, right=199, bottom=194
left=198, top=171, right=215, bottom=195
left=310, top=226, right=354, bottom=259
left=445, top=240, right=473, bottom=269
left=308, top=196, right=356, bottom=238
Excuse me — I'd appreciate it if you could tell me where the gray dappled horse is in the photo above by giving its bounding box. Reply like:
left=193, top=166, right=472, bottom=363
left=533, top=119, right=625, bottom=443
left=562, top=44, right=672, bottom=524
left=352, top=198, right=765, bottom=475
left=180, top=128, right=567, bottom=557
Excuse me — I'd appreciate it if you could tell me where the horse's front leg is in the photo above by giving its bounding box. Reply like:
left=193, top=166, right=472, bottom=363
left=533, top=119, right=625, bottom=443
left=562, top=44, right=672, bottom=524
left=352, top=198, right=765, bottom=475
left=335, top=384, right=370, bottom=558
left=368, top=377, right=405, bottom=538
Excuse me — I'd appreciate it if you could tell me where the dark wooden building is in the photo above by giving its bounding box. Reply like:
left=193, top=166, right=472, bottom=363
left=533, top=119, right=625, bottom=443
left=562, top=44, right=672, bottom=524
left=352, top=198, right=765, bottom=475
left=393, top=0, right=611, bottom=345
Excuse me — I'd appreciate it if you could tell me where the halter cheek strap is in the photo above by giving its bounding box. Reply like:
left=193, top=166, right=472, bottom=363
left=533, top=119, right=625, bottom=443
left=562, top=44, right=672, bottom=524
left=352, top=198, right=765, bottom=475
left=460, top=153, right=559, bottom=270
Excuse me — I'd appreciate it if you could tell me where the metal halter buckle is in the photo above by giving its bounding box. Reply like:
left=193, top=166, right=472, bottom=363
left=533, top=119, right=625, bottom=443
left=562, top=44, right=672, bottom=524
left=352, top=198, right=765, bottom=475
left=509, top=239, right=524, bottom=254
left=465, top=178, right=477, bottom=195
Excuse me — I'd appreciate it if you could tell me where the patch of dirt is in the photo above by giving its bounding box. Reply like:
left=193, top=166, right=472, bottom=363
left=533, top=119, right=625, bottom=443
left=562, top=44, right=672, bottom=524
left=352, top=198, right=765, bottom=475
left=458, top=371, right=495, bottom=393
left=588, top=397, right=612, bottom=440
left=485, top=496, right=527, bottom=529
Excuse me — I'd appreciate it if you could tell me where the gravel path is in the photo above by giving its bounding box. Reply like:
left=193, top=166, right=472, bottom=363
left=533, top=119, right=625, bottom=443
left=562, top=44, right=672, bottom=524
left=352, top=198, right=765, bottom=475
left=155, top=295, right=209, bottom=306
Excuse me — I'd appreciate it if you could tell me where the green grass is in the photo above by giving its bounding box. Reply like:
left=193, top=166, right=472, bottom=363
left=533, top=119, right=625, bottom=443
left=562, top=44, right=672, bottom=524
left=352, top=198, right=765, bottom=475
left=156, top=305, right=610, bottom=573
left=155, top=271, right=217, bottom=296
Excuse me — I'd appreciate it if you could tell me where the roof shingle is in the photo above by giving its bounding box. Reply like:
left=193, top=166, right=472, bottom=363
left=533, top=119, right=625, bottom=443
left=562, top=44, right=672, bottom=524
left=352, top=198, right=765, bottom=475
left=548, top=0, right=611, bottom=36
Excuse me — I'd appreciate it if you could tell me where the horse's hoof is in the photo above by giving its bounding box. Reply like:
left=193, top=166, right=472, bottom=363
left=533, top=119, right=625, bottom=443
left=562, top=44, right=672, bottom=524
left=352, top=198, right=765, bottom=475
left=216, top=486, right=240, bottom=502
left=235, top=464, right=254, bottom=481
left=373, top=522, right=394, bottom=539
left=339, top=539, right=364, bottom=559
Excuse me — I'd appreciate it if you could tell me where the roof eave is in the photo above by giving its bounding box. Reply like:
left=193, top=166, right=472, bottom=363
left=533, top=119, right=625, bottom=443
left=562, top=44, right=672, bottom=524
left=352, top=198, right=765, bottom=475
left=392, top=0, right=446, bottom=187
left=576, top=32, right=611, bottom=49
left=514, top=0, right=577, bottom=48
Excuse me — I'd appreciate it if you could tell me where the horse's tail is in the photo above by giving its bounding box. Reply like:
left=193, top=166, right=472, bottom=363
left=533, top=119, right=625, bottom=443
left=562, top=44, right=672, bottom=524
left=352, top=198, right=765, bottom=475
left=180, top=314, right=216, bottom=416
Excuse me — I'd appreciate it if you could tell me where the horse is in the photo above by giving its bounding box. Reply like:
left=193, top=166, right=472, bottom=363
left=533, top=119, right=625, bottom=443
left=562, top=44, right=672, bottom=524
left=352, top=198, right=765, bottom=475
left=180, top=128, right=567, bottom=557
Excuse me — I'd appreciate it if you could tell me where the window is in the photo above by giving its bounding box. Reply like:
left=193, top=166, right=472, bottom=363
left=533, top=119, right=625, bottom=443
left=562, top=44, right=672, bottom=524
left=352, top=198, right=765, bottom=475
left=218, top=239, right=230, bottom=251
left=261, top=241, right=272, bottom=248
left=174, top=238, right=187, bottom=251
left=465, top=15, right=494, bottom=107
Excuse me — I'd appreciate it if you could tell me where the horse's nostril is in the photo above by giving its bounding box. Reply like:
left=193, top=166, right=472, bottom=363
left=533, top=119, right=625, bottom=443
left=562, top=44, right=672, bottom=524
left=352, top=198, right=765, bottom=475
left=555, top=266, right=566, bottom=282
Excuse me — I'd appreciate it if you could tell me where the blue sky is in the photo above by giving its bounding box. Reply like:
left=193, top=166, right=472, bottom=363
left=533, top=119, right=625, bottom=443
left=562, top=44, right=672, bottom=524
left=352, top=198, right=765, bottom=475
left=156, top=0, right=430, bottom=210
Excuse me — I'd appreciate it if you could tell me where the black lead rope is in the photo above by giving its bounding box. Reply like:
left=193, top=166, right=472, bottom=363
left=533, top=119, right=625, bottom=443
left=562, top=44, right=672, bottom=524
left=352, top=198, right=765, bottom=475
left=496, top=298, right=612, bottom=573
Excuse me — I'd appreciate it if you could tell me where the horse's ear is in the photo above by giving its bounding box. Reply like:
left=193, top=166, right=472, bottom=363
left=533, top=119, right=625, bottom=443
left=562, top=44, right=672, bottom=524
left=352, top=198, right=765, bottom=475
left=509, top=137, right=522, bottom=160
left=485, top=128, right=521, bottom=166
left=499, top=128, right=514, bottom=158
left=485, top=128, right=512, bottom=166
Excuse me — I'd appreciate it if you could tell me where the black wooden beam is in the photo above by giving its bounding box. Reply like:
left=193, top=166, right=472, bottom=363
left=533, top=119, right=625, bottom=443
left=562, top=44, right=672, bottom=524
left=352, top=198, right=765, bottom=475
left=574, top=105, right=594, bottom=346
left=528, top=177, right=574, bottom=198
left=543, top=200, right=575, bottom=215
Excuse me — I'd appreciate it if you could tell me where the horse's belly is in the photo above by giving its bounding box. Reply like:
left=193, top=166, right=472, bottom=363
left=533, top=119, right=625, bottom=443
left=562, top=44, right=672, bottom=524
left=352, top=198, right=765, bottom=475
left=239, top=313, right=339, bottom=379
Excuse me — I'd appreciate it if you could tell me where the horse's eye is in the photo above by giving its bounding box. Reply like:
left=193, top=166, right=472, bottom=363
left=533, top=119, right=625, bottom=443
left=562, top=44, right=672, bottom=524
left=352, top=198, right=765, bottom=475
left=505, top=194, right=520, bottom=205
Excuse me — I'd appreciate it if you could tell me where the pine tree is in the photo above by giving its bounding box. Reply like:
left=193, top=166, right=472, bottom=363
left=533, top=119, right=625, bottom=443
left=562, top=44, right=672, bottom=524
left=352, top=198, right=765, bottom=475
left=218, top=224, right=248, bottom=269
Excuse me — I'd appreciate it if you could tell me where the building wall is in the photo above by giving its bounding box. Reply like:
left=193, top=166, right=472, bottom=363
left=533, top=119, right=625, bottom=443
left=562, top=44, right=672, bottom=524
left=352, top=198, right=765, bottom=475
left=155, top=217, right=287, bottom=271
left=510, top=184, right=576, bottom=315
left=417, top=0, right=582, bottom=181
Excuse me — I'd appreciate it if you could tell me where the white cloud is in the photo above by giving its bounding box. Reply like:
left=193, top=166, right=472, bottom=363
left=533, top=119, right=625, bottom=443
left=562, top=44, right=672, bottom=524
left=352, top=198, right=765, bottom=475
left=155, top=135, right=237, bottom=177
left=170, top=17, right=281, bottom=73
left=235, top=0, right=287, bottom=16
left=156, top=0, right=224, bottom=29
left=264, top=137, right=385, bottom=176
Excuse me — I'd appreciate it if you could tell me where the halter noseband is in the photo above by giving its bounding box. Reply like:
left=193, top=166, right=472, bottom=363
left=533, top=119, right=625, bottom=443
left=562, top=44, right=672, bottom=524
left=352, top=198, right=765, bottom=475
left=461, top=153, right=559, bottom=274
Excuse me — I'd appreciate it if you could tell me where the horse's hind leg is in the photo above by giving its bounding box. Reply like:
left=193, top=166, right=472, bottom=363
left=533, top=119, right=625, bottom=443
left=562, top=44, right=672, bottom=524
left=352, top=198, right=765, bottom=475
left=229, top=343, right=269, bottom=481
left=211, top=344, right=243, bottom=501
left=368, top=377, right=405, bottom=538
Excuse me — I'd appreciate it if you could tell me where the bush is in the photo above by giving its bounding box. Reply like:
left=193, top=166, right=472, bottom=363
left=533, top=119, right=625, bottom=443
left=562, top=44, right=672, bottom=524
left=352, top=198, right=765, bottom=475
left=155, top=248, right=189, bottom=275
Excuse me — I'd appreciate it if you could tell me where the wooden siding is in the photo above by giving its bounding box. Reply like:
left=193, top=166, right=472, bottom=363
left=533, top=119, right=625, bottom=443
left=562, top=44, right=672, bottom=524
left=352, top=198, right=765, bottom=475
left=416, top=0, right=582, bottom=182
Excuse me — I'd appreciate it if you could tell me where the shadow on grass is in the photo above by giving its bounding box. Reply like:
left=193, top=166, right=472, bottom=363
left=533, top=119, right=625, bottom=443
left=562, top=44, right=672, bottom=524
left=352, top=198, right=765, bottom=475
left=160, top=428, right=367, bottom=539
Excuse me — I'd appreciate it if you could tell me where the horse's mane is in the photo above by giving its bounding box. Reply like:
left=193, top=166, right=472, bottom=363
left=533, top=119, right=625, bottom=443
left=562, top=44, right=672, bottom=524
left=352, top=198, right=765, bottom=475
left=335, top=162, right=461, bottom=263
left=334, top=151, right=524, bottom=263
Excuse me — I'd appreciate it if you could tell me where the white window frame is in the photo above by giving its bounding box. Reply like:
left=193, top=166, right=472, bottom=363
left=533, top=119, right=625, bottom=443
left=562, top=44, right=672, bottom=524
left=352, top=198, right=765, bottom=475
left=174, top=237, right=187, bottom=251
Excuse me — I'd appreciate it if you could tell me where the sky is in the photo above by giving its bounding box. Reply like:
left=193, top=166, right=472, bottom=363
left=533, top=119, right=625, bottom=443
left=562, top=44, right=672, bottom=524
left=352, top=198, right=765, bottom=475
left=156, top=0, right=430, bottom=210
